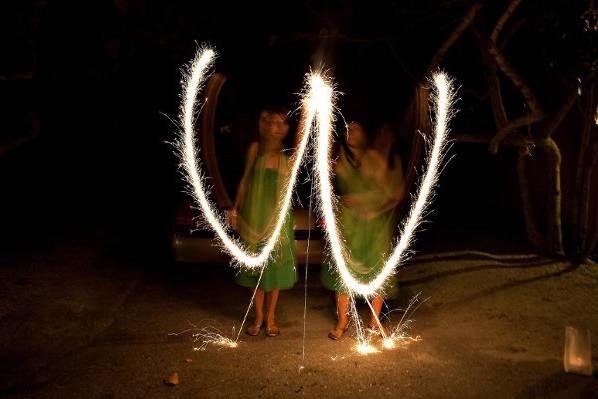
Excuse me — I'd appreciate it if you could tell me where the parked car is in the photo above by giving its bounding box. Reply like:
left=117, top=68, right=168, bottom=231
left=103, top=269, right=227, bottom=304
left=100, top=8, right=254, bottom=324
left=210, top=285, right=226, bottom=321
left=172, top=200, right=324, bottom=265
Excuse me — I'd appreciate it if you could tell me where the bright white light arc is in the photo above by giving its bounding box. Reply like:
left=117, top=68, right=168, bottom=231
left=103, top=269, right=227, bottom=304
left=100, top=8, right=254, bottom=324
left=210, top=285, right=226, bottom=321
left=179, top=48, right=455, bottom=298
left=180, top=48, right=314, bottom=269
left=313, top=72, right=454, bottom=297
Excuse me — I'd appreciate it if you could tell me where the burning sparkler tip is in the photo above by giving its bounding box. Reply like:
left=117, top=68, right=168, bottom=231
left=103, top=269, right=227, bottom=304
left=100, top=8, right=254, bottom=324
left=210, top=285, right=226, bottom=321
left=355, top=342, right=380, bottom=355
left=382, top=338, right=395, bottom=349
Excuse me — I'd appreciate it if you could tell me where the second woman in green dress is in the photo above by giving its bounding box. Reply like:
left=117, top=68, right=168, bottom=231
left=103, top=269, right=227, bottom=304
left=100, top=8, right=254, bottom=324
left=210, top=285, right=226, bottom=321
left=321, top=121, right=405, bottom=340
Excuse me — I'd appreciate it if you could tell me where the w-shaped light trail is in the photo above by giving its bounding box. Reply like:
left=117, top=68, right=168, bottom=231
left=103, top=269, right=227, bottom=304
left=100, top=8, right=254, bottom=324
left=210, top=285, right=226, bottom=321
left=177, top=47, right=455, bottom=351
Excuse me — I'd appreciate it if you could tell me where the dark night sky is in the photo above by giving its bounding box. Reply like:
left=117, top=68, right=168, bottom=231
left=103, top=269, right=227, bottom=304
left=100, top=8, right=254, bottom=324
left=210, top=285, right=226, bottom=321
left=0, top=0, right=593, bottom=251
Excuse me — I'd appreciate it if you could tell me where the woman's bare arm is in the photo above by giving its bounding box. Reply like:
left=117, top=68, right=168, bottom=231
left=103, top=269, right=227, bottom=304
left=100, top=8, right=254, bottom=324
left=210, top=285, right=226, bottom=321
left=347, top=150, right=405, bottom=218
left=230, top=142, right=259, bottom=228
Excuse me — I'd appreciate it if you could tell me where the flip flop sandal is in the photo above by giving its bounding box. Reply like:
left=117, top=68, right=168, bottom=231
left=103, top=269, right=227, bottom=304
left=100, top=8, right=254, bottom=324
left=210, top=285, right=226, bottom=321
left=328, top=326, right=348, bottom=340
left=246, top=323, right=263, bottom=336
left=265, top=325, right=280, bottom=337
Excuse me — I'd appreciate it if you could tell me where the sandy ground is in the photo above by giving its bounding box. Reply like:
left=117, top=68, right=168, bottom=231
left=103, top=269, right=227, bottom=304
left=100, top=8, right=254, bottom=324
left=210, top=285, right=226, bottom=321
left=1, top=231, right=597, bottom=398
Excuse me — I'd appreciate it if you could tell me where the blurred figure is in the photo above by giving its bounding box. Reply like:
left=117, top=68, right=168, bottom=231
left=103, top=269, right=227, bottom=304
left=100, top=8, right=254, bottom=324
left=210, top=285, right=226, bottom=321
left=321, top=121, right=405, bottom=340
left=373, top=122, right=405, bottom=208
left=230, top=106, right=297, bottom=337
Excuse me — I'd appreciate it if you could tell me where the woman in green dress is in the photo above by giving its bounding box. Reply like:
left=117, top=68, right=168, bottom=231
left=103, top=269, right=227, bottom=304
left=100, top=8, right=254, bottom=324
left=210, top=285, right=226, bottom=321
left=230, top=107, right=297, bottom=337
left=321, top=121, right=405, bottom=340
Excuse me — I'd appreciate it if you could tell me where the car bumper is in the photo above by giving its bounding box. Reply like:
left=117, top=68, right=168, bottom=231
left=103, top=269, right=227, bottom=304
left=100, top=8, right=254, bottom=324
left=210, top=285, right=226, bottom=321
left=171, top=231, right=324, bottom=265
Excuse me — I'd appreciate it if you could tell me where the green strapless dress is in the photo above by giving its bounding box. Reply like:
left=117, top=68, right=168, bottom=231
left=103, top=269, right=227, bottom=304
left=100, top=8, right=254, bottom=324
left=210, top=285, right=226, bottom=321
left=320, top=157, right=399, bottom=299
left=235, top=154, right=297, bottom=291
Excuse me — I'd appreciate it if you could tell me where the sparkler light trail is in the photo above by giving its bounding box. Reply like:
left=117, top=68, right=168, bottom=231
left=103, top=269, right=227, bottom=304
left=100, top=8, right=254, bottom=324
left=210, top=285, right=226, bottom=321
left=314, top=72, right=455, bottom=298
left=169, top=323, right=238, bottom=351
left=180, top=47, right=454, bottom=289
left=178, top=47, right=314, bottom=270
left=177, top=46, right=455, bottom=354
left=192, top=327, right=238, bottom=351
left=380, top=293, right=426, bottom=349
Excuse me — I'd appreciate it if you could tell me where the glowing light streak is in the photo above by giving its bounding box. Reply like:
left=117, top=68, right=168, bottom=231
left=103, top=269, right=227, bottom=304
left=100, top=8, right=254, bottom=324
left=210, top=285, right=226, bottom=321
left=313, top=72, right=455, bottom=297
left=170, top=324, right=238, bottom=351
left=177, top=47, right=454, bottom=356
left=193, top=329, right=239, bottom=351
left=377, top=293, right=426, bottom=351
left=365, top=297, right=389, bottom=340
left=179, top=47, right=454, bottom=294
left=354, top=342, right=380, bottom=355
left=178, top=47, right=314, bottom=269
left=382, top=337, right=396, bottom=349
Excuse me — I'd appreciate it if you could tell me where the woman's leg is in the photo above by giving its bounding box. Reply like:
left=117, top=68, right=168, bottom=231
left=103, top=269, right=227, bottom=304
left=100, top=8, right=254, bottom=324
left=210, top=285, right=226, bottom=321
left=246, top=288, right=265, bottom=335
left=367, top=295, right=385, bottom=332
left=265, top=289, right=280, bottom=336
left=253, top=288, right=265, bottom=325
left=265, top=289, right=280, bottom=327
left=329, top=292, right=349, bottom=339
left=336, top=293, right=350, bottom=329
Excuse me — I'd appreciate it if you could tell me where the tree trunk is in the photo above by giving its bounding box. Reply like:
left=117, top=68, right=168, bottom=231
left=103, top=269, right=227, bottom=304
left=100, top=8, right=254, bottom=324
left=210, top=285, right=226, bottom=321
left=516, top=139, right=565, bottom=256
left=538, top=138, right=565, bottom=256
left=587, top=172, right=598, bottom=257
left=579, top=141, right=597, bottom=260
left=576, top=82, right=597, bottom=260
left=516, top=147, right=545, bottom=249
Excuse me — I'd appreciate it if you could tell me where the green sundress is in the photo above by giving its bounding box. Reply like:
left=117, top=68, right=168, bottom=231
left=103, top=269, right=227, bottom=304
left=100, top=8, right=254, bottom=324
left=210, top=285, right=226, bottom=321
left=321, top=152, right=399, bottom=299
left=235, top=153, right=297, bottom=291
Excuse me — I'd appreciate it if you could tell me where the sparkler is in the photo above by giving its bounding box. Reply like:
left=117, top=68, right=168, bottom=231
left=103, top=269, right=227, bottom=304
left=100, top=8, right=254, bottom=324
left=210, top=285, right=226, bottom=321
left=178, top=47, right=314, bottom=270
left=170, top=323, right=238, bottom=351
left=379, top=293, right=426, bottom=350
left=350, top=294, right=423, bottom=354
left=314, top=71, right=455, bottom=298
left=180, top=47, right=454, bottom=292
left=192, top=328, right=239, bottom=351
left=355, top=342, right=380, bottom=355
left=177, top=46, right=455, bottom=355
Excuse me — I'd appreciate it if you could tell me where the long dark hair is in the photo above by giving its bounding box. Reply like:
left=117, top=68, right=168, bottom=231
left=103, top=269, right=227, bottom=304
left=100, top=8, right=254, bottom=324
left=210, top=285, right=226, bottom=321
left=261, top=105, right=290, bottom=123
left=340, top=120, right=374, bottom=168
left=375, top=122, right=403, bottom=169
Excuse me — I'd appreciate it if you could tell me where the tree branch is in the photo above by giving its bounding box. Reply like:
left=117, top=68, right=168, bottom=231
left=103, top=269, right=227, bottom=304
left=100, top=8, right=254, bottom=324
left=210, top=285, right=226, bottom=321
left=490, top=0, right=522, bottom=43
left=499, top=16, right=528, bottom=50
left=541, top=72, right=595, bottom=139
left=488, top=43, right=543, bottom=117
left=461, top=87, right=490, bottom=101
left=486, top=41, right=544, bottom=153
left=385, top=40, right=418, bottom=83
left=454, top=133, right=534, bottom=150
left=488, top=113, right=542, bottom=154
left=426, top=1, right=482, bottom=74
left=472, top=25, right=509, bottom=129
